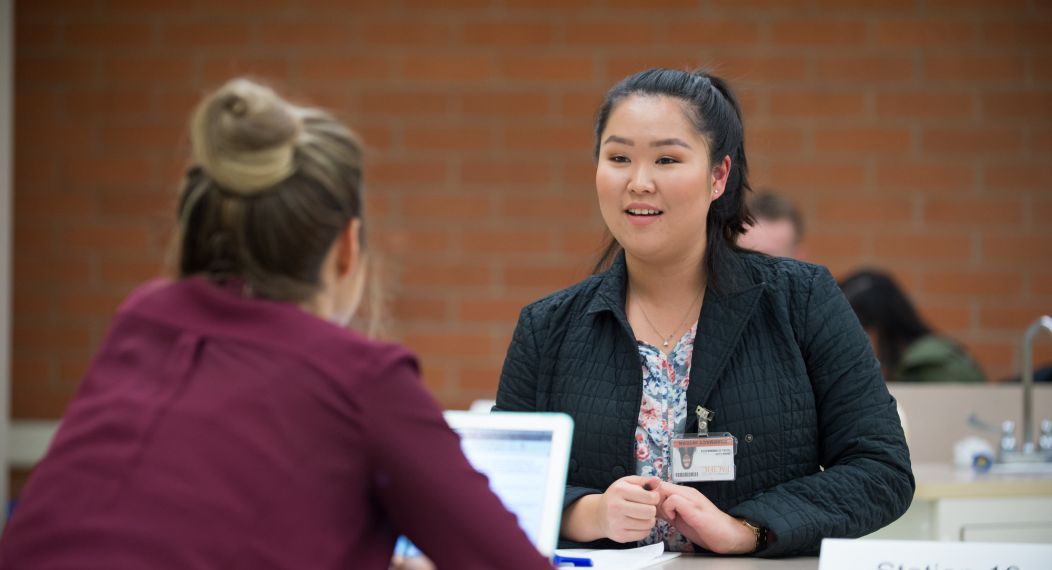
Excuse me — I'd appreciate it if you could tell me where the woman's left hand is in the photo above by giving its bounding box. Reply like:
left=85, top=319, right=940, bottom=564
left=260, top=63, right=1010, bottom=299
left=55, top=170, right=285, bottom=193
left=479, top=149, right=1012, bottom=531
left=656, top=482, right=757, bottom=554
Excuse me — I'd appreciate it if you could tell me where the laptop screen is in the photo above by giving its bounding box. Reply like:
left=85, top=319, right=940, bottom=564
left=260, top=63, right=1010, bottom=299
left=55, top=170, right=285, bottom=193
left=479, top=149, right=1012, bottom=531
left=395, top=411, right=573, bottom=559
left=454, top=428, right=554, bottom=546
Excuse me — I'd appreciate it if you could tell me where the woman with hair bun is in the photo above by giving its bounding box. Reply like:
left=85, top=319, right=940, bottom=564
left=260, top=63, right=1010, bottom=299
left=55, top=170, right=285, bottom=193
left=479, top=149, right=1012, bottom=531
left=496, top=68, right=914, bottom=557
left=0, top=79, right=550, bottom=570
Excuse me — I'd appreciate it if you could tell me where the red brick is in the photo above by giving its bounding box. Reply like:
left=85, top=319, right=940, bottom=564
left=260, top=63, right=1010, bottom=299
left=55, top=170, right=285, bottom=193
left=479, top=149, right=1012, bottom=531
left=663, top=21, right=764, bottom=45
left=64, top=88, right=153, bottom=119
left=403, top=0, right=490, bottom=8
left=15, top=256, right=93, bottom=284
left=1034, top=273, right=1052, bottom=297
left=101, top=124, right=183, bottom=151
left=402, top=332, right=496, bottom=359
left=876, top=161, right=974, bottom=193
left=805, top=232, right=866, bottom=260
left=401, top=54, right=495, bottom=82
left=982, top=92, right=1052, bottom=120
left=568, top=21, right=660, bottom=47
left=462, top=160, right=553, bottom=186
left=815, top=56, right=914, bottom=82
left=16, top=55, right=99, bottom=84
left=16, top=22, right=60, bottom=51
left=603, top=57, right=701, bottom=85
left=769, top=92, right=866, bottom=118
left=1032, top=128, right=1052, bottom=154
left=62, top=223, right=153, bottom=251
left=460, top=365, right=504, bottom=392
left=14, top=157, right=59, bottom=189
left=401, top=261, right=492, bottom=288
left=13, top=219, right=57, bottom=255
left=816, top=0, right=917, bottom=8
left=257, top=22, right=353, bottom=48
left=814, top=127, right=912, bottom=155
left=402, top=193, right=493, bottom=220
left=979, top=304, right=1052, bottom=331
left=201, top=57, right=291, bottom=83
left=99, top=258, right=165, bottom=283
left=873, top=234, right=972, bottom=262
left=501, top=56, right=595, bottom=82
left=505, top=125, right=591, bottom=152
left=503, top=263, right=584, bottom=290
left=463, top=22, right=554, bottom=46
left=745, top=127, right=805, bottom=158
left=875, top=92, right=974, bottom=119
left=771, top=20, right=867, bottom=46
left=923, top=128, right=1024, bottom=154
left=368, top=159, right=449, bottom=186
left=299, top=56, right=392, bottom=82
left=968, top=340, right=1012, bottom=380
left=64, top=21, right=153, bottom=50
left=65, top=156, right=154, bottom=188
left=815, top=196, right=913, bottom=225
left=984, top=21, right=1052, bottom=47
left=162, top=22, right=254, bottom=47
left=982, top=235, right=1052, bottom=264
left=713, top=56, right=808, bottom=83
left=927, top=0, right=1025, bottom=9
left=462, top=229, right=556, bottom=255
left=361, top=21, right=454, bottom=46
left=390, top=297, right=448, bottom=322
left=14, top=323, right=94, bottom=351
left=405, top=126, right=493, bottom=151
left=15, top=190, right=95, bottom=217
left=500, top=193, right=595, bottom=220
left=459, top=92, right=549, bottom=117
left=359, top=91, right=450, bottom=116
left=925, top=54, right=1027, bottom=82
left=923, top=269, right=1024, bottom=296
left=925, top=197, right=1023, bottom=226
left=766, top=162, right=866, bottom=193
left=382, top=228, right=454, bottom=256
left=96, top=189, right=176, bottom=218
left=876, top=20, right=978, bottom=46
left=1036, top=57, right=1052, bottom=83
left=458, top=298, right=526, bottom=323
left=58, top=289, right=130, bottom=318
left=12, top=285, right=55, bottom=316
left=561, top=230, right=606, bottom=257
left=103, top=56, right=196, bottom=83
left=918, top=303, right=972, bottom=333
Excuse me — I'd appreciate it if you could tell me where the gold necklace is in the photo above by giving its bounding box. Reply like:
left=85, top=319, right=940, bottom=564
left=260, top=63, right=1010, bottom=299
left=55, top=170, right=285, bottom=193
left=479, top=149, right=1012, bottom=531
left=634, top=288, right=704, bottom=348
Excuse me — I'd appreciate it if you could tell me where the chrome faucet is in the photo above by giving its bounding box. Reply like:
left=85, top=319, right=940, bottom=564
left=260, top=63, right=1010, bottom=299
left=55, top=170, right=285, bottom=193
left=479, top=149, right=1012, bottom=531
left=1002, top=315, right=1052, bottom=463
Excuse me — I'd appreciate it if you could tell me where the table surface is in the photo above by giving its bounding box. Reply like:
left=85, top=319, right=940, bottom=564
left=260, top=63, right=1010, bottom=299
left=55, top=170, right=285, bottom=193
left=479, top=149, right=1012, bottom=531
left=653, top=555, right=818, bottom=569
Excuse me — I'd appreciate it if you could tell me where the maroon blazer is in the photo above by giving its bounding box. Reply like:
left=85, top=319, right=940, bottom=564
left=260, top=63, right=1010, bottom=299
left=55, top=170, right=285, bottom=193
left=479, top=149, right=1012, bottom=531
left=0, top=278, right=550, bottom=570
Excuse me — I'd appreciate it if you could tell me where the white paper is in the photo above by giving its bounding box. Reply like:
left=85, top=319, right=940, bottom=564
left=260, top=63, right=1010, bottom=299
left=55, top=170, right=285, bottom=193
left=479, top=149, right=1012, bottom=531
left=555, top=543, right=680, bottom=570
left=820, top=538, right=1052, bottom=570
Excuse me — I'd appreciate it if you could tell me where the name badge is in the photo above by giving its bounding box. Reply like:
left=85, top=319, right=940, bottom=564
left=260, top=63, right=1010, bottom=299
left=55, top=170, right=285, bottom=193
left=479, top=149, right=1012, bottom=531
left=671, top=433, right=736, bottom=482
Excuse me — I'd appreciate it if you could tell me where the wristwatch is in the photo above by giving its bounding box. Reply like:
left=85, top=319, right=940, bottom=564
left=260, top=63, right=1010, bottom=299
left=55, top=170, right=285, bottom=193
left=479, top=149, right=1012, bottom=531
left=739, top=518, right=769, bottom=552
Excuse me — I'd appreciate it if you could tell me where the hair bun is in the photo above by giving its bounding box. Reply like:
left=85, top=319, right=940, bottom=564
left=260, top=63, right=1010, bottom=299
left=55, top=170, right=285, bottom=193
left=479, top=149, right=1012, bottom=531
left=191, top=78, right=301, bottom=195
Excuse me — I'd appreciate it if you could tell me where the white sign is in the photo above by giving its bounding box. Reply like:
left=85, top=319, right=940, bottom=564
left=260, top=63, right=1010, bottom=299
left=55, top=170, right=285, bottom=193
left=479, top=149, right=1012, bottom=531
left=819, top=539, right=1052, bottom=570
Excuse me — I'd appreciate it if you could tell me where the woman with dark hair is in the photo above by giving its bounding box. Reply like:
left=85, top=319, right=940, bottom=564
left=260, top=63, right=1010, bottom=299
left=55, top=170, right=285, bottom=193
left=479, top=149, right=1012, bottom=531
left=0, top=79, right=550, bottom=570
left=496, top=68, right=913, bottom=557
left=839, top=269, right=985, bottom=383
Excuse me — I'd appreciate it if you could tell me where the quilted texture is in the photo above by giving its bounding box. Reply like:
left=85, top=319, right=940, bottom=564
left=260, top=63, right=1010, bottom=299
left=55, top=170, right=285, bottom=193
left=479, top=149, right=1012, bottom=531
left=495, top=251, right=914, bottom=557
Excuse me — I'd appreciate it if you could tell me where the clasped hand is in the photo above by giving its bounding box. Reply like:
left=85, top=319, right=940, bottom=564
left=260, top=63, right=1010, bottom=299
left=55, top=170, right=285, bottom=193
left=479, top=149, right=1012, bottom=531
left=593, top=475, right=756, bottom=554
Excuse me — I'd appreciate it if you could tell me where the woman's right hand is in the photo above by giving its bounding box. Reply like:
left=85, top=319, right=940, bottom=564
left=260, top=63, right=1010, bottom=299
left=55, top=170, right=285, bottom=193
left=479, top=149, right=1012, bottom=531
left=591, top=475, right=663, bottom=543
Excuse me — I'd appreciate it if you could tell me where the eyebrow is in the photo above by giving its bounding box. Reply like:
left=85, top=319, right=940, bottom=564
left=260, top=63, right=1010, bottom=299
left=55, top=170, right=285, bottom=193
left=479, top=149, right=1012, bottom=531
left=602, top=135, right=693, bottom=149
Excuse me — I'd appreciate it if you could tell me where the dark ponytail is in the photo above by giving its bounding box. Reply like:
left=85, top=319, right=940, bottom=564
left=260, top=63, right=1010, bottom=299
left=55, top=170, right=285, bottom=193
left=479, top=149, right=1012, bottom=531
left=591, top=68, right=753, bottom=295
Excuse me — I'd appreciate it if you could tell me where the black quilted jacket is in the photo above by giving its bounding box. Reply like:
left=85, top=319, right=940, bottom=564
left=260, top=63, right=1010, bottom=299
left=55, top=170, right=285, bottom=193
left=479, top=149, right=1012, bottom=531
left=495, top=251, right=914, bottom=557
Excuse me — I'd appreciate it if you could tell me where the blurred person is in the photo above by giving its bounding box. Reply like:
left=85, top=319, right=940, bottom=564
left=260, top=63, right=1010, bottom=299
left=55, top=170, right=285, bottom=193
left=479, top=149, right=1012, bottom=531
left=496, top=68, right=913, bottom=557
left=0, top=79, right=551, bottom=570
left=840, top=269, right=985, bottom=383
left=737, top=190, right=805, bottom=259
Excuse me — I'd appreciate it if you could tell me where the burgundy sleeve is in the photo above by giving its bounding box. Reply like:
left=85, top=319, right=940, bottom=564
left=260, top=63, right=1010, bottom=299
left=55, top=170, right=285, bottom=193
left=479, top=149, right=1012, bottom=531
left=362, top=352, right=552, bottom=570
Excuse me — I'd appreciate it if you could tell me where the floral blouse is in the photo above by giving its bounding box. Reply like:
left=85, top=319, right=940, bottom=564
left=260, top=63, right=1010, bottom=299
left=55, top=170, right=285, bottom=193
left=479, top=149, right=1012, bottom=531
left=634, top=322, right=697, bottom=552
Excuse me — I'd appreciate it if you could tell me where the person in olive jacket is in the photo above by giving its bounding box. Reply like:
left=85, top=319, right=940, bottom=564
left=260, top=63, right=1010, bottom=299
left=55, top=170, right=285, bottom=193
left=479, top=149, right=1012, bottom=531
left=495, top=68, right=914, bottom=557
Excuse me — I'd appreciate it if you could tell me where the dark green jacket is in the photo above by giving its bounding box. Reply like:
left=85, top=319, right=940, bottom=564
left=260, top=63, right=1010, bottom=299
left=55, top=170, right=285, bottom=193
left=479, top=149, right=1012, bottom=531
left=896, top=335, right=986, bottom=383
left=496, top=251, right=914, bottom=557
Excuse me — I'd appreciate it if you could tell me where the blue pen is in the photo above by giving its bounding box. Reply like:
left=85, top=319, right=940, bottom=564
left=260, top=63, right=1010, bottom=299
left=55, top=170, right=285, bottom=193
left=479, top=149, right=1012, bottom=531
left=552, top=554, right=593, bottom=567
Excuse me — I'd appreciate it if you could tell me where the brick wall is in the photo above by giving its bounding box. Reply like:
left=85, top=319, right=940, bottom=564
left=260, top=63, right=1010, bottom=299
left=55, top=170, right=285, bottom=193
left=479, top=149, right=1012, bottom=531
left=12, top=0, right=1052, bottom=420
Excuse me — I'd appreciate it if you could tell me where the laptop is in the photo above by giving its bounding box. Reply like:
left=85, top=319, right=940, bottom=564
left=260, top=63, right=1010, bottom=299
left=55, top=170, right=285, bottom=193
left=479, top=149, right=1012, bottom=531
left=395, top=411, right=574, bottom=559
